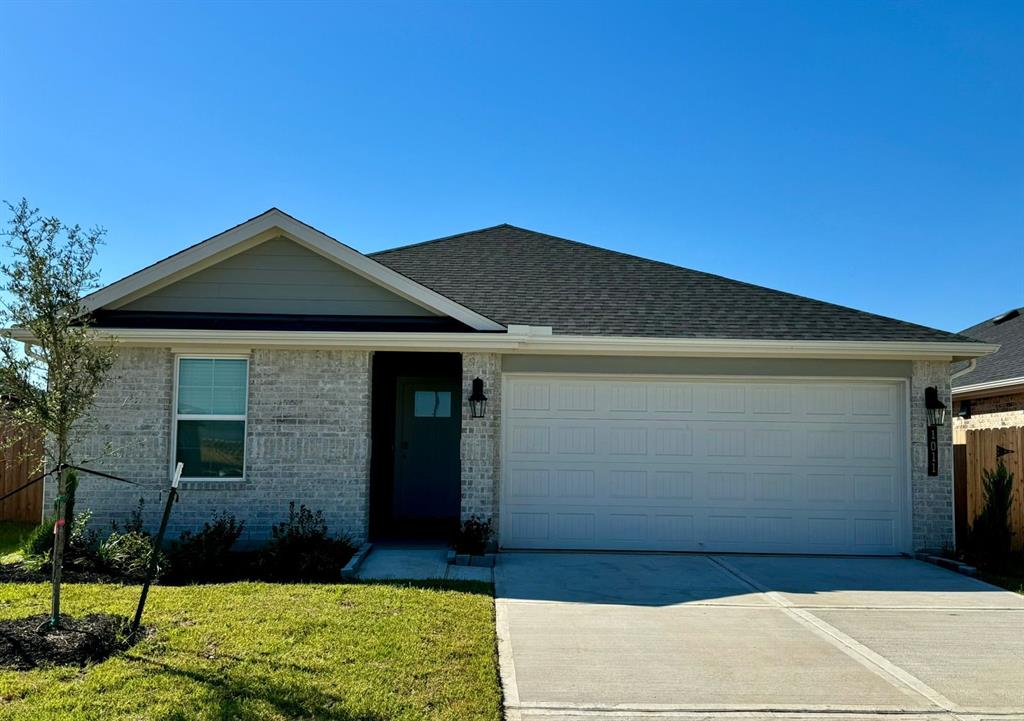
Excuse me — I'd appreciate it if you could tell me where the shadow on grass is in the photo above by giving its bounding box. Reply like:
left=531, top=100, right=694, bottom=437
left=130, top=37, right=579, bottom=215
left=128, top=654, right=389, bottom=721
left=351, top=578, right=493, bottom=596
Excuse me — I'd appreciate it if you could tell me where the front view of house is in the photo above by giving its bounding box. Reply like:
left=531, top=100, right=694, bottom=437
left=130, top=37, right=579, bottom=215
left=38, top=210, right=996, bottom=554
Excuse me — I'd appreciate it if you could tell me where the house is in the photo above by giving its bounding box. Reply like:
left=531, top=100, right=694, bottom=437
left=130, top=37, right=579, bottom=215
left=21, top=209, right=996, bottom=554
left=952, top=307, right=1024, bottom=438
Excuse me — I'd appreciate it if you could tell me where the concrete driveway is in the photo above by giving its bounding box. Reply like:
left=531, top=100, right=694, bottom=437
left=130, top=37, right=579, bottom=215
left=495, top=553, right=1024, bottom=721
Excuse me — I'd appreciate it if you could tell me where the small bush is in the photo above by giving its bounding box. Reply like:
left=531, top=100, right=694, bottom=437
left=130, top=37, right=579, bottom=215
left=67, top=509, right=99, bottom=559
left=110, top=497, right=147, bottom=535
left=259, top=502, right=355, bottom=582
left=165, top=512, right=245, bottom=584
left=453, top=516, right=494, bottom=555
left=21, top=510, right=97, bottom=560
left=21, top=518, right=56, bottom=558
left=966, top=462, right=1015, bottom=562
left=97, top=530, right=161, bottom=581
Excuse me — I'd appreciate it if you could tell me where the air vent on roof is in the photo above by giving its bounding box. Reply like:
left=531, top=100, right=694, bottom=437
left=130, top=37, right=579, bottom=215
left=993, top=308, right=1021, bottom=325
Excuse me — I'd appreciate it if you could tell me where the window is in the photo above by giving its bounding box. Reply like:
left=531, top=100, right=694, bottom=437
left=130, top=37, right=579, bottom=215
left=173, top=357, right=248, bottom=479
left=414, top=390, right=452, bottom=417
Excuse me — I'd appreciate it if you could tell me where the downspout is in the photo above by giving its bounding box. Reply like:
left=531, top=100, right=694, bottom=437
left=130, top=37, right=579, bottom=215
left=22, top=341, right=45, bottom=363
left=950, top=358, right=976, bottom=382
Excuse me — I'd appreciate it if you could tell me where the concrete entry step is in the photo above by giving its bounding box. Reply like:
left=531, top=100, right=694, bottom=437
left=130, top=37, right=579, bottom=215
left=354, top=543, right=493, bottom=583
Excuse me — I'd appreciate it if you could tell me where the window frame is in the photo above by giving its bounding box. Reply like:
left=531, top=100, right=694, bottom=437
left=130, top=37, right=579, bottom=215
left=171, top=353, right=250, bottom=482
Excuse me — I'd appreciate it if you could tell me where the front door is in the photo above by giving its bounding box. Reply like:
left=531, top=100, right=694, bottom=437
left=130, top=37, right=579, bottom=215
left=392, top=377, right=461, bottom=535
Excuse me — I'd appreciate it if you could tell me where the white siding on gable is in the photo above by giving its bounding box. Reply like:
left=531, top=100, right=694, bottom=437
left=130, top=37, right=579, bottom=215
left=119, top=237, right=437, bottom=316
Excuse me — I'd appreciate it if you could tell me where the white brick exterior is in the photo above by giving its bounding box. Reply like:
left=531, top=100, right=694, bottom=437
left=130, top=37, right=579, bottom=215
left=52, top=347, right=372, bottom=544
left=910, top=360, right=954, bottom=551
left=59, top=347, right=952, bottom=552
left=459, top=353, right=502, bottom=528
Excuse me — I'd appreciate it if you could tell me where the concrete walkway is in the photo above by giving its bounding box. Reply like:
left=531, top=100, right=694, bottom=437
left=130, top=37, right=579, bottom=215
left=495, top=552, right=1024, bottom=721
left=355, top=543, right=493, bottom=583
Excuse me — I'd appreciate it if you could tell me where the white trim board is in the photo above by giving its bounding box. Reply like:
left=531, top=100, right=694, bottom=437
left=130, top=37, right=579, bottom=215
left=14, top=326, right=997, bottom=362
left=952, top=375, right=1024, bottom=399
left=81, top=208, right=505, bottom=332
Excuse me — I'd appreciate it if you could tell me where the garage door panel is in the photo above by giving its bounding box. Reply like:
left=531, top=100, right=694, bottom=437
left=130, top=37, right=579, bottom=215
left=507, top=419, right=900, bottom=466
left=502, top=377, right=907, bottom=554
left=506, top=379, right=901, bottom=423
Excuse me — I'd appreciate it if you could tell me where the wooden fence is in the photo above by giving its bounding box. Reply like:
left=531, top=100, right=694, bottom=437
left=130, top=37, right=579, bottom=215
left=0, top=425, right=44, bottom=523
left=955, top=426, right=1024, bottom=551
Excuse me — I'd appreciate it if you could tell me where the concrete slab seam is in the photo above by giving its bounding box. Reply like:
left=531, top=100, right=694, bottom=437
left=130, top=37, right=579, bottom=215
left=705, top=556, right=965, bottom=720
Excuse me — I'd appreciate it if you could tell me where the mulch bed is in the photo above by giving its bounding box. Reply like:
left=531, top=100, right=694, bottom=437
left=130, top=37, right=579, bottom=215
left=0, top=561, right=122, bottom=585
left=0, top=614, right=144, bottom=670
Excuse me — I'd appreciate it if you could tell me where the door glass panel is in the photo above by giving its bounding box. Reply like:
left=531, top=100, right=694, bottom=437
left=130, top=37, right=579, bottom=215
left=414, top=390, right=452, bottom=418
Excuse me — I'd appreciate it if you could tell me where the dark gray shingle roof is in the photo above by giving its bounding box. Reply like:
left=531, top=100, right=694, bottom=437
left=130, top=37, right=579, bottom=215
left=952, top=308, right=1024, bottom=388
left=371, top=224, right=977, bottom=343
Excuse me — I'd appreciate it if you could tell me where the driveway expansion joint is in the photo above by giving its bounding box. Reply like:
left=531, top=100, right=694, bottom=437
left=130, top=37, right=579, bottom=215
left=705, top=556, right=965, bottom=720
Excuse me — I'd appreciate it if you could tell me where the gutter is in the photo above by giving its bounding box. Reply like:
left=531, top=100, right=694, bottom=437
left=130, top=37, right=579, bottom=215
left=6, top=325, right=1000, bottom=362
left=952, top=374, right=1024, bottom=398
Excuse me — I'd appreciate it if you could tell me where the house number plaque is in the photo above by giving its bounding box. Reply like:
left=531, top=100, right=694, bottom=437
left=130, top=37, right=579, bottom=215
left=927, top=425, right=938, bottom=476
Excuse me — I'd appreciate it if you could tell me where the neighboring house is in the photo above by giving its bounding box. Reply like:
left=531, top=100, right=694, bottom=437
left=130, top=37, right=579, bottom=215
left=952, top=308, right=1024, bottom=439
left=14, top=209, right=996, bottom=554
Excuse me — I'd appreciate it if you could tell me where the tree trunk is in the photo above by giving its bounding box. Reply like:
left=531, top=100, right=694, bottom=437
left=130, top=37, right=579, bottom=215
left=49, top=437, right=68, bottom=627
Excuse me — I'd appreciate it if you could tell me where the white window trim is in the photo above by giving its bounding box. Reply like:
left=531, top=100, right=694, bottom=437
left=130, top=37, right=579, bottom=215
left=171, top=353, right=250, bottom=483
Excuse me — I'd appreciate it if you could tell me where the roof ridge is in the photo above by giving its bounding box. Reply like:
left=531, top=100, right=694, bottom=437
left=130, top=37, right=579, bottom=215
left=369, top=223, right=515, bottom=256
left=375, top=223, right=976, bottom=344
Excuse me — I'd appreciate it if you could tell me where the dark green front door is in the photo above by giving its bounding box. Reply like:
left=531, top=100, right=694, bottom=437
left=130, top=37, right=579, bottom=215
left=392, top=377, right=461, bottom=532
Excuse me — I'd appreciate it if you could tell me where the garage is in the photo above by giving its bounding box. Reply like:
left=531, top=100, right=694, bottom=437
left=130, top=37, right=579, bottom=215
left=500, top=375, right=909, bottom=555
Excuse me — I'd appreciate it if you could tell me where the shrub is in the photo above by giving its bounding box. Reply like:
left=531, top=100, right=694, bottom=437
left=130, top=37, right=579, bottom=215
left=97, top=530, right=161, bottom=581
left=66, top=509, right=99, bottom=560
left=453, top=516, right=494, bottom=555
left=110, top=497, right=147, bottom=535
left=21, top=510, right=96, bottom=560
left=165, top=512, right=245, bottom=584
left=259, top=502, right=355, bottom=582
left=966, top=461, right=1015, bottom=561
left=21, top=517, right=56, bottom=558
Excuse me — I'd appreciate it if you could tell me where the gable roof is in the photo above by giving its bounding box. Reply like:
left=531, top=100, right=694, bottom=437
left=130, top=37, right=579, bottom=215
left=82, top=209, right=505, bottom=332
left=371, top=224, right=980, bottom=344
left=952, top=308, right=1024, bottom=391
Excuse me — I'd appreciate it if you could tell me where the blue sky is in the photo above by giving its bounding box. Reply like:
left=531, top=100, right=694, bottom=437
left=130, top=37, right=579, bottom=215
left=1, top=0, right=1020, bottom=333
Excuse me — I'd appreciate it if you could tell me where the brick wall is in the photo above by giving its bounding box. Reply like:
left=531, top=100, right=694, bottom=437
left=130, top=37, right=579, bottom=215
left=910, top=360, right=954, bottom=551
left=55, top=347, right=372, bottom=544
left=459, top=352, right=501, bottom=529
left=954, top=391, right=1024, bottom=439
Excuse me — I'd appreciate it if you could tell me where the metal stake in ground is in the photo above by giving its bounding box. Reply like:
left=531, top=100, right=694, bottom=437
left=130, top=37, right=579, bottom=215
left=130, top=462, right=183, bottom=638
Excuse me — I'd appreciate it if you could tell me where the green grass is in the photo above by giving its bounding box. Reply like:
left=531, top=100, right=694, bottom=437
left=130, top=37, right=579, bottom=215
left=0, top=522, right=35, bottom=564
left=0, top=580, right=502, bottom=721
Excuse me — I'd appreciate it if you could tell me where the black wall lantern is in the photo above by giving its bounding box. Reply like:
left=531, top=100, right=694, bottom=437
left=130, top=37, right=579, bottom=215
left=469, top=377, right=487, bottom=419
left=924, top=386, right=947, bottom=428
left=924, top=386, right=946, bottom=477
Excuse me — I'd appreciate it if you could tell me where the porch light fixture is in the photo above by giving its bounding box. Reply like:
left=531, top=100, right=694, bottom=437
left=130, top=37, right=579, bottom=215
left=924, top=386, right=947, bottom=427
left=469, top=377, right=487, bottom=419
left=924, top=386, right=946, bottom=478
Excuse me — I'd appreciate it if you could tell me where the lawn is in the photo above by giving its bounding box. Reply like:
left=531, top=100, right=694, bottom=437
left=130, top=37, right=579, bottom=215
left=0, top=580, right=502, bottom=721
left=0, top=522, right=33, bottom=564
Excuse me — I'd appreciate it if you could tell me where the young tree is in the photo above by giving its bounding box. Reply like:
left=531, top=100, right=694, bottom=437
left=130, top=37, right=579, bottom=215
left=0, top=198, right=115, bottom=627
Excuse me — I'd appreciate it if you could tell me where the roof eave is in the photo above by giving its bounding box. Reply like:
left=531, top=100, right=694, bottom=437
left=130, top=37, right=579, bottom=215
left=7, top=327, right=1000, bottom=361
left=952, top=375, right=1024, bottom=399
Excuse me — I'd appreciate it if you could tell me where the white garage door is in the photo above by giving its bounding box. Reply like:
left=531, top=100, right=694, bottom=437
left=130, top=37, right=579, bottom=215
left=501, top=375, right=909, bottom=555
